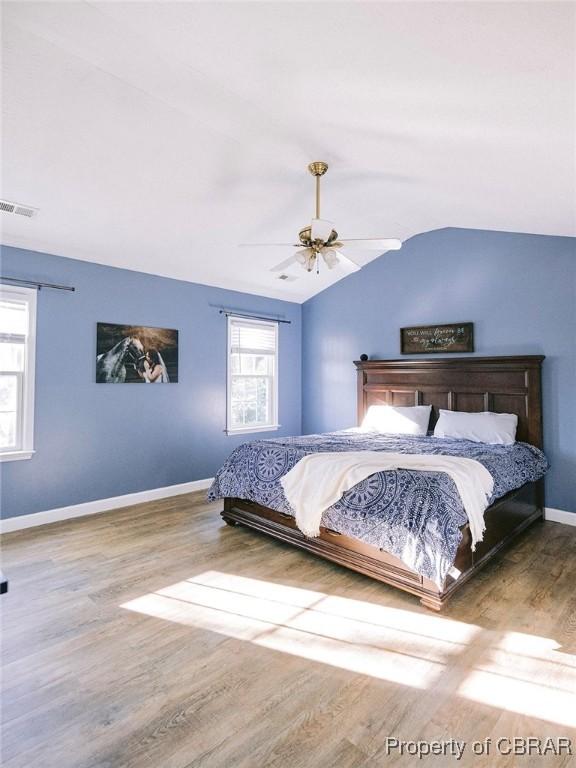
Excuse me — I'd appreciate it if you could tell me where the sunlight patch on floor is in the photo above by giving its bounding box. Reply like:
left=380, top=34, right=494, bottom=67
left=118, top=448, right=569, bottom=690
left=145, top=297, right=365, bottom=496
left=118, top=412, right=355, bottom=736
left=122, top=570, right=476, bottom=689
left=121, top=571, right=576, bottom=725
left=457, top=631, right=576, bottom=728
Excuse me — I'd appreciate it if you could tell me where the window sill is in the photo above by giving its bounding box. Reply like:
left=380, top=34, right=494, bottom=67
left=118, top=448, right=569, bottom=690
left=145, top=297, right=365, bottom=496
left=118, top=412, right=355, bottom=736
left=0, top=449, right=35, bottom=463
left=225, top=425, right=281, bottom=436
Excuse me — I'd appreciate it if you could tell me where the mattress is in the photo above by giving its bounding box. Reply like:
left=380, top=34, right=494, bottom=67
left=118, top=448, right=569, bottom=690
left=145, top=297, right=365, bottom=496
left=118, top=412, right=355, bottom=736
left=208, top=431, right=548, bottom=587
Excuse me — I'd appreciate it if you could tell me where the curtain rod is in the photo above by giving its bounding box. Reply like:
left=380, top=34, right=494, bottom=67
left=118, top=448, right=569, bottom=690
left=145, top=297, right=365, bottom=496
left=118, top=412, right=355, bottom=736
left=218, top=309, right=291, bottom=325
left=0, top=276, right=75, bottom=292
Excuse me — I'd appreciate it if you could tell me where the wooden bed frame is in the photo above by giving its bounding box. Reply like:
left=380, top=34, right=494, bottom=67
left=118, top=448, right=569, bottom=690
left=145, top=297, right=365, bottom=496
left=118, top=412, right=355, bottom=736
left=221, top=355, right=545, bottom=610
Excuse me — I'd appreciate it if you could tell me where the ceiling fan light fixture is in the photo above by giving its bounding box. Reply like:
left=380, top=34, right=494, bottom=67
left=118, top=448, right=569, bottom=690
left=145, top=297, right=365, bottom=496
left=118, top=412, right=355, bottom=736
left=322, top=249, right=339, bottom=269
left=294, top=248, right=309, bottom=265
left=311, top=218, right=335, bottom=243
left=256, top=161, right=401, bottom=278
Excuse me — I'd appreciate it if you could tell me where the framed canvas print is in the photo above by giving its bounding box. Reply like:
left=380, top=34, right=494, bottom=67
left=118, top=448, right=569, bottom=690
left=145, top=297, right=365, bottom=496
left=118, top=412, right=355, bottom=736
left=96, top=323, right=178, bottom=383
left=400, top=323, right=474, bottom=354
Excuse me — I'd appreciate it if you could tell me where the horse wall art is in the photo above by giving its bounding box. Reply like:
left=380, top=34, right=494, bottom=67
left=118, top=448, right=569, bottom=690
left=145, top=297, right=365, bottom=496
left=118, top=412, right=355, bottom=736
left=96, top=323, right=178, bottom=383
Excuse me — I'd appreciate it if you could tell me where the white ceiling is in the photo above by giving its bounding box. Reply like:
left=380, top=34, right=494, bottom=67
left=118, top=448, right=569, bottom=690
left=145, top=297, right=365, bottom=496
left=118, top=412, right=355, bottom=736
left=1, top=1, right=574, bottom=302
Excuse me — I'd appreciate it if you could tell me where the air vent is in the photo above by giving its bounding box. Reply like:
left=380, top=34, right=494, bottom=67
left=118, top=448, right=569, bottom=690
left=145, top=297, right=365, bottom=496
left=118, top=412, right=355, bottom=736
left=0, top=199, right=38, bottom=218
left=278, top=274, right=297, bottom=282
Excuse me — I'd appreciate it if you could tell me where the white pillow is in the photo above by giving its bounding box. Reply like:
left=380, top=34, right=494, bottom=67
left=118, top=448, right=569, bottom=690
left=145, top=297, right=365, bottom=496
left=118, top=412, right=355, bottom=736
left=361, top=405, right=432, bottom=436
left=433, top=410, right=518, bottom=445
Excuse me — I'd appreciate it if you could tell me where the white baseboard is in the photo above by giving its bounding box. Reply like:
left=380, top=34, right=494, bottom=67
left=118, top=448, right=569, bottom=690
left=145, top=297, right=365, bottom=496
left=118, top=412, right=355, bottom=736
left=3, top=488, right=572, bottom=535
left=544, top=507, right=576, bottom=526
left=0, top=478, right=214, bottom=534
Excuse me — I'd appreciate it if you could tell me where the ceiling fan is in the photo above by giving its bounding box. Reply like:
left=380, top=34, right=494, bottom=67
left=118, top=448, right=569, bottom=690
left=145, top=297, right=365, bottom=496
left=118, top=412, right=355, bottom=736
left=240, top=162, right=402, bottom=274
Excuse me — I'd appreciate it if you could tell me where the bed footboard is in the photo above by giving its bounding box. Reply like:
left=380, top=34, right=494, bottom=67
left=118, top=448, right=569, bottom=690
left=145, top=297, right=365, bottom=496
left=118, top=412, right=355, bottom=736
left=221, top=480, right=543, bottom=611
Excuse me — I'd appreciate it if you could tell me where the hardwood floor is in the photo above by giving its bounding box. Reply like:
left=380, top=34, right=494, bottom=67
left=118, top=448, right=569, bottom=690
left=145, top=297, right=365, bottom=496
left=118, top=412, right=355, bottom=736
left=1, top=492, right=575, bottom=768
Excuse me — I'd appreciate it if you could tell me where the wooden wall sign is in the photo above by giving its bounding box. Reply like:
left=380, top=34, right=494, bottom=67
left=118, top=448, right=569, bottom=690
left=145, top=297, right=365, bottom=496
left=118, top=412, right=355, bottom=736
left=400, top=322, right=474, bottom=354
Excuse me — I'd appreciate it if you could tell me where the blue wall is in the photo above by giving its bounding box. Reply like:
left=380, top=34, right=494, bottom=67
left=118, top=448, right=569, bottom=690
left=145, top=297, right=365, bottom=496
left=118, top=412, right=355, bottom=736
left=302, top=228, right=576, bottom=513
left=2, top=228, right=575, bottom=519
left=0, top=246, right=302, bottom=518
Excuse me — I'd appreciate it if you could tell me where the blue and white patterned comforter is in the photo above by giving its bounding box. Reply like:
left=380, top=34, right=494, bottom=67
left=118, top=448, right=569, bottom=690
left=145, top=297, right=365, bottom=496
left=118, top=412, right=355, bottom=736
left=208, top=431, right=548, bottom=586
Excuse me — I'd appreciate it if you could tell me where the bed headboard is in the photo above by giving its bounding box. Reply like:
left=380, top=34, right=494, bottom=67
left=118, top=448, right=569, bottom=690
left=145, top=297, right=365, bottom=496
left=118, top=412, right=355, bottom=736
left=354, top=356, right=544, bottom=448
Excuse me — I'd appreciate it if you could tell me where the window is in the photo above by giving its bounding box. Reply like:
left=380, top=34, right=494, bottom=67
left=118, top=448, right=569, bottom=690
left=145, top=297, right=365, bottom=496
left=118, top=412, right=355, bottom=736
left=227, top=316, right=279, bottom=434
left=0, top=285, right=36, bottom=461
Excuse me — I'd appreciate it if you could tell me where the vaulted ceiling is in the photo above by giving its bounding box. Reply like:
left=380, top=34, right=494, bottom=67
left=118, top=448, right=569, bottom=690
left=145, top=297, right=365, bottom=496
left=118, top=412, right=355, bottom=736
left=1, top=2, right=574, bottom=302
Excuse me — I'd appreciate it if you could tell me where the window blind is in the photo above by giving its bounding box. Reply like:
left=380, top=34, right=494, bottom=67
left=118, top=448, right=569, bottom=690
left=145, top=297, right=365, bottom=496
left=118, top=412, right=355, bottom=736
left=229, top=319, right=277, bottom=355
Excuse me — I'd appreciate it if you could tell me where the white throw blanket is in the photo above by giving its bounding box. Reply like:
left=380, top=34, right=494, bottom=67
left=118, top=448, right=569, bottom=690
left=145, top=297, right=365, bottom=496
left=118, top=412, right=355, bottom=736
left=280, top=451, right=494, bottom=550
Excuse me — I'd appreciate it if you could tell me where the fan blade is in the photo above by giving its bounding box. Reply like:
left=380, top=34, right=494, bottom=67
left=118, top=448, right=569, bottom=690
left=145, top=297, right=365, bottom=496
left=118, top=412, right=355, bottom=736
left=239, top=243, right=300, bottom=247
left=311, top=218, right=335, bottom=242
left=270, top=254, right=299, bottom=272
left=334, top=250, right=361, bottom=273
left=339, top=238, right=402, bottom=251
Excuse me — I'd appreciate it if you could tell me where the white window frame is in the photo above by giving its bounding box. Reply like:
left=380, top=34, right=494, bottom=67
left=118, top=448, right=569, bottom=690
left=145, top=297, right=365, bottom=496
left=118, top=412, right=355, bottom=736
left=0, top=285, right=37, bottom=462
left=226, top=315, right=279, bottom=435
